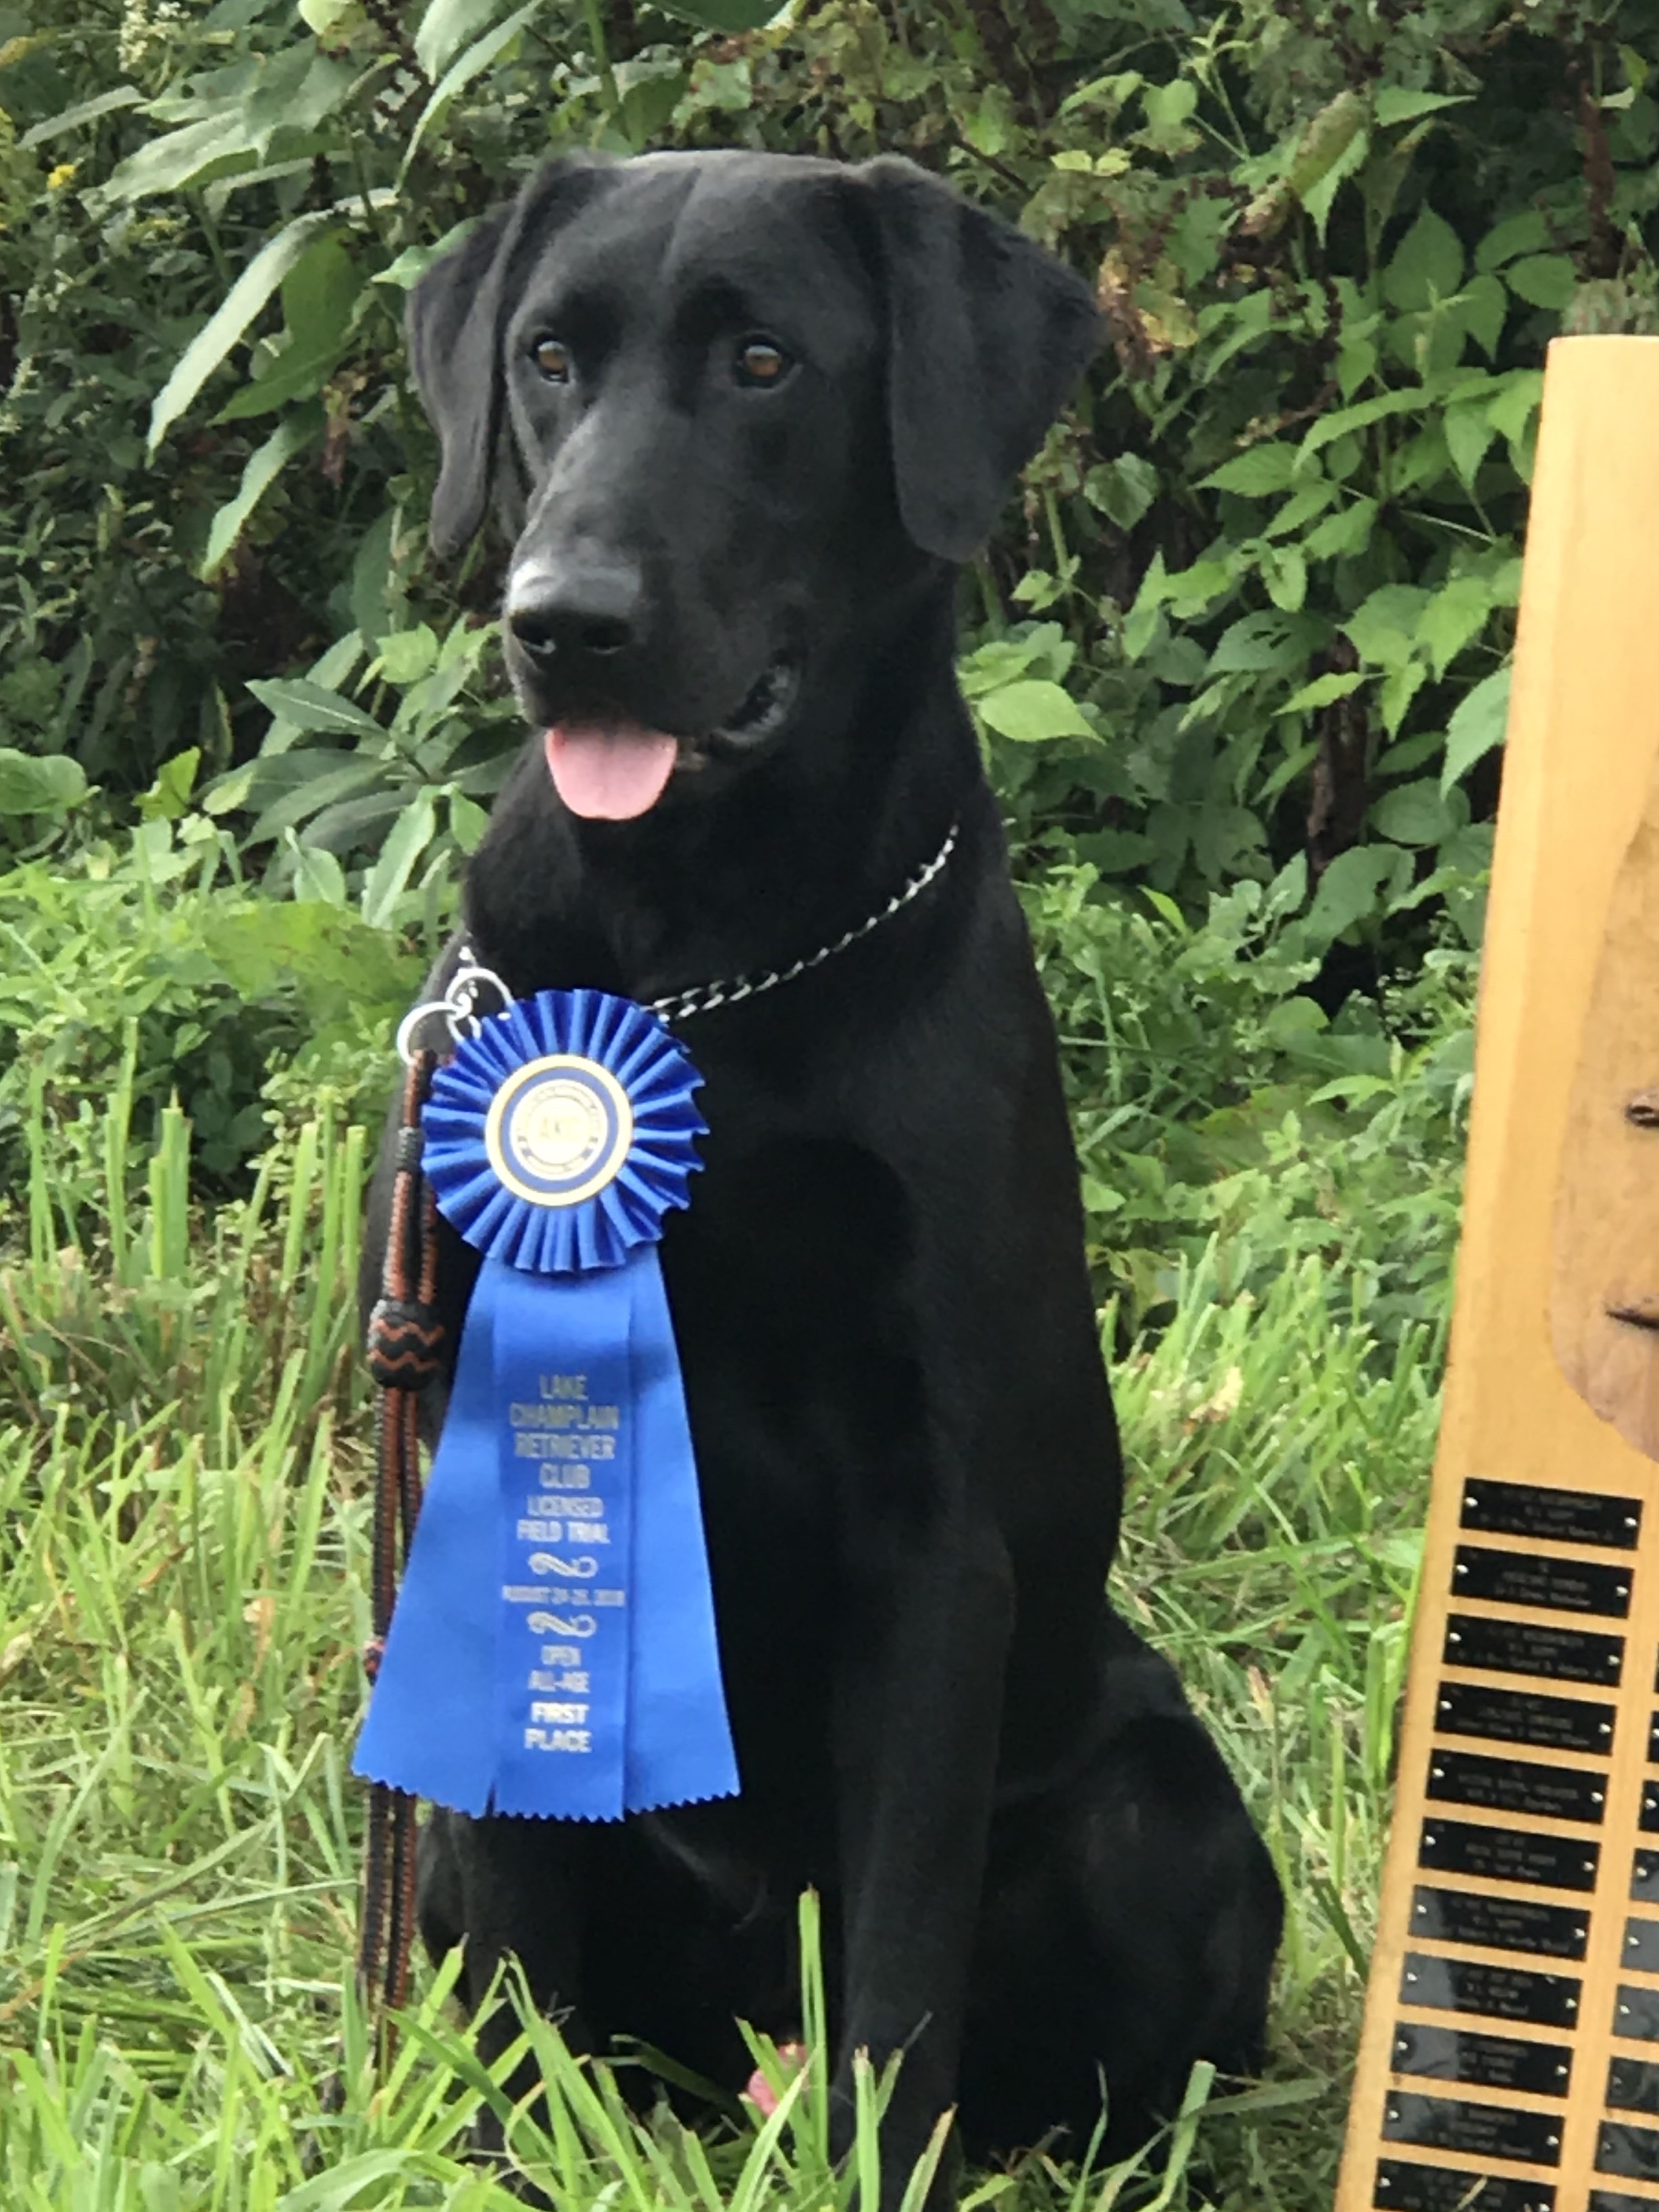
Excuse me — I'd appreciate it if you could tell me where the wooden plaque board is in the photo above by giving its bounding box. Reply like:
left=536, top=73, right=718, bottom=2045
left=1336, top=336, right=1659, bottom=2212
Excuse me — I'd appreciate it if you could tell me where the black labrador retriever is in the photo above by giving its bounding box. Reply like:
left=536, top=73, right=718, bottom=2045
left=363, top=148, right=1281, bottom=2200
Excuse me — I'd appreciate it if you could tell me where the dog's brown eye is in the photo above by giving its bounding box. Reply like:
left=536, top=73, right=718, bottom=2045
left=735, top=339, right=790, bottom=388
left=532, top=336, right=571, bottom=384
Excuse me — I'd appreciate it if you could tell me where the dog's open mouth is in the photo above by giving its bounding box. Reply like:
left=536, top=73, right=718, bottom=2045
left=544, top=656, right=800, bottom=821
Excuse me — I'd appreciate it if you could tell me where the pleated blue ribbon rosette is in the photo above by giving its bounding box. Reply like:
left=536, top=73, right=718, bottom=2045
left=352, top=988, right=740, bottom=1822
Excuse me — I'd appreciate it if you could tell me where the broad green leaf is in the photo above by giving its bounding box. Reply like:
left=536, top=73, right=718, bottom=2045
left=1458, top=271, right=1508, bottom=360
left=361, top=788, right=437, bottom=927
left=451, top=791, right=490, bottom=853
left=1301, top=125, right=1369, bottom=243
left=198, top=405, right=322, bottom=580
left=1343, top=586, right=1429, bottom=668
left=1371, top=777, right=1458, bottom=846
left=1305, top=845, right=1398, bottom=945
left=402, top=1, right=542, bottom=175
left=1441, top=664, right=1512, bottom=791
left=1207, top=610, right=1317, bottom=676
left=1487, top=370, right=1543, bottom=443
left=1285, top=88, right=1366, bottom=205
left=1084, top=453, right=1158, bottom=529
left=99, top=111, right=254, bottom=204
left=1263, top=481, right=1339, bottom=540
left=1279, top=669, right=1369, bottom=716
left=1444, top=403, right=1497, bottom=488
left=1419, top=575, right=1494, bottom=680
left=1374, top=88, right=1473, bottom=128
left=245, top=676, right=386, bottom=740
left=148, top=213, right=335, bottom=454
left=1300, top=386, right=1435, bottom=457
left=19, top=84, right=144, bottom=149
left=1505, top=255, right=1577, bottom=311
left=284, top=831, right=349, bottom=906
left=376, top=625, right=440, bottom=684
left=1475, top=209, right=1549, bottom=274
left=1201, top=444, right=1298, bottom=496
left=648, top=0, right=779, bottom=26
left=0, top=748, right=87, bottom=815
left=976, top=679, right=1094, bottom=744
left=1302, top=496, right=1377, bottom=560
left=1379, top=660, right=1427, bottom=740
left=416, top=0, right=514, bottom=77
left=1262, top=543, right=1307, bottom=613
left=242, top=47, right=359, bottom=153
left=215, top=234, right=359, bottom=421
left=1382, top=205, right=1463, bottom=313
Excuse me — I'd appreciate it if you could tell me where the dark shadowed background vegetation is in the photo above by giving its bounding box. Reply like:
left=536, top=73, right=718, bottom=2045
left=1, top=1, right=1655, bottom=2204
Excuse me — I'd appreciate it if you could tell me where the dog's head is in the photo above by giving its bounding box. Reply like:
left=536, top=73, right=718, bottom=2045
left=407, top=151, right=1098, bottom=821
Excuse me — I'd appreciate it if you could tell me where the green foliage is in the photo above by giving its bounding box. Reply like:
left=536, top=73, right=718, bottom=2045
left=0, top=815, right=420, bottom=1200
left=1, top=0, right=1655, bottom=952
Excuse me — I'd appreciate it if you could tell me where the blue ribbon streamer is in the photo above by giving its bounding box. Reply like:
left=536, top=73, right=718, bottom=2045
left=351, top=989, right=739, bottom=1822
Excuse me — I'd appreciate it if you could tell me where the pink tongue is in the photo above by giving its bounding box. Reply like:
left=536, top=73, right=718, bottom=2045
left=544, top=722, right=678, bottom=820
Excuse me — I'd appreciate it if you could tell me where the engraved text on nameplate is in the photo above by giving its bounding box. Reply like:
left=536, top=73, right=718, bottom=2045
left=1375, top=2161, right=1556, bottom=2211
left=1436, top=1680, right=1615, bottom=1755
left=1400, top=1953, right=1581, bottom=2026
left=1452, top=1546, right=1633, bottom=1619
left=1426, top=1749, right=1606, bottom=1824
left=1460, top=1481, right=1641, bottom=1550
left=1419, top=1820, right=1600, bottom=1892
left=1410, top=1887, right=1589, bottom=1960
left=1444, top=1614, right=1625, bottom=1685
left=1382, top=2092, right=1561, bottom=2166
left=1389, top=2023, right=1571, bottom=2095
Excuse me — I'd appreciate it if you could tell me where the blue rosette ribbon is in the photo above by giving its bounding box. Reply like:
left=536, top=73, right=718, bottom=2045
left=352, top=988, right=740, bottom=1822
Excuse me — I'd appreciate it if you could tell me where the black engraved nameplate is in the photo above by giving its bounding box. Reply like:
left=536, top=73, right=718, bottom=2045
left=1634, top=1851, right=1659, bottom=1903
left=1591, top=2194, right=1659, bottom=2212
left=1383, top=2092, right=1562, bottom=2166
left=1453, top=1547, right=1633, bottom=1619
left=1615, top=1983, right=1659, bottom=2040
left=1427, top=1749, right=1608, bottom=1824
left=1436, top=1680, right=1616, bottom=1755
left=1444, top=1614, right=1625, bottom=1685
left=1410, top=1887, right=1589, bottom=1959
left=1375, top=2163, right=1556, bottom=2211
left=1420, top=1820, right=1600, bottom=1893
left=1597, top=2118, right=1659, bottom=2179
left=1391, top=2023, right=1571, bottom=2095
left=1622, top=1918, right=1659, bottom=1973
left=1462, top=1481, right=1641, bottom=1550
left=1402, top=1953, right=1581, bottom=2027
left=1380, top=2159, right=1557, bottom=2212
left=1608, top=2054, right=1659, bottom=2115
left=1641, top=1784, right=1659, bottom=1835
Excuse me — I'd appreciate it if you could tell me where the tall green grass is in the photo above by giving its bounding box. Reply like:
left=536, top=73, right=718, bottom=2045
left=0, top=1068, right=1439, bottom=2208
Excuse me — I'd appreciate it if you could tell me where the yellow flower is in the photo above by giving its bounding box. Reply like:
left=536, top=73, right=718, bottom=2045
left=47, top=161, right=76, bottom=191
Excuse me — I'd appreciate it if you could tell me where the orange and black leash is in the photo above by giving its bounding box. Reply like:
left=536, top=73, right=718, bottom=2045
left=357, top=1045, right=446, bottom=2049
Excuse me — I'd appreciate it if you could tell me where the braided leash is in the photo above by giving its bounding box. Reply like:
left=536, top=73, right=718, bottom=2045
left=357, top=1047, right=446, bottom=2053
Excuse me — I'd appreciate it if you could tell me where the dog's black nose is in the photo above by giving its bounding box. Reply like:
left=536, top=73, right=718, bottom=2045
left=507, top=561, right=642, bottom=663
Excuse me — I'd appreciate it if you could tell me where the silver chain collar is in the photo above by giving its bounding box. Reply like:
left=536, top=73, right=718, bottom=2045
left=396, top=817, right=960, bottom=1064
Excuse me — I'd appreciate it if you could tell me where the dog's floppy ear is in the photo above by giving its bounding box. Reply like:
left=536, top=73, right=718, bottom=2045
left=406, top=155, right=613, bottom=559
left=852, top=157, right=1100, bottom=564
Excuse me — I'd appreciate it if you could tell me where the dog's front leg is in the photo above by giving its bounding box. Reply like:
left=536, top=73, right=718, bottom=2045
left=830, top=1516, right=1013, bottom=2209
